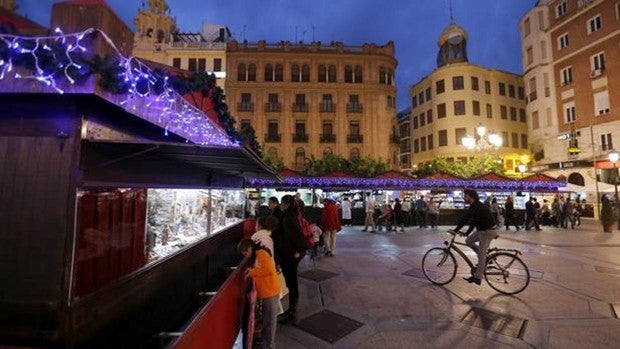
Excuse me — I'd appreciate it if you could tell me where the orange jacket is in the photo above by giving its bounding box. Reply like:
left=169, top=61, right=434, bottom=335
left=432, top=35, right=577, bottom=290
left=248, top=250, right=281, bottom=299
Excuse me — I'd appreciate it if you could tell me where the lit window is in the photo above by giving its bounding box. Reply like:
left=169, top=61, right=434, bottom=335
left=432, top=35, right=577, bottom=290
left=594, top=90, right=610, bottom=115
left=563, top=101, right=576, bottom=123
left=561, top=66, right=573, bottom=85
left=587, top=15, right=602, bottom=34
left=558, top=33, right=569, bottom=49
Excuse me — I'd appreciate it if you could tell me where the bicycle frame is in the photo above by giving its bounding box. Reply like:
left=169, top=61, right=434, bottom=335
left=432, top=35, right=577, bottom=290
left=442, top=232, right=522, bottom=270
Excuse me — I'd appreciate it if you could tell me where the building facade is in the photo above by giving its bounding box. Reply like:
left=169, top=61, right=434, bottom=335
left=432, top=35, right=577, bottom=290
left=520, top=0, right=620, bottom=200
left=403, top=22, right=529, bottom=177
left=133, top=0, right=230, bottom=90
left=225, top=40, right=398, bottom=170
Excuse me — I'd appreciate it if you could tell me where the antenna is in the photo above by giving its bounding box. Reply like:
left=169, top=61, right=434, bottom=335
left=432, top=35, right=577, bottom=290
left=295, top=26, right=298, bottom=43
left=242, top=25, right=246, bottom=42
left=449, top=0, right=454, bottom=21
left=312, top=25, right=315, bottom=41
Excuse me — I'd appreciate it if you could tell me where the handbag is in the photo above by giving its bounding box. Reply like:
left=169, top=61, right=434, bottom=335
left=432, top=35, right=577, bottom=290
left=278, top=271, right=289, bottom=299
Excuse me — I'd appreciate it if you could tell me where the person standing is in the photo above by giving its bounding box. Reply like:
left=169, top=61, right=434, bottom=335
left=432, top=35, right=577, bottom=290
left=363, top=192, right=377, bottom=233
left=428, top=198, right=440, bottom=229
left=294, top=192, right=305, bottom=214
left=503, top=196, right=520, bottom=231
left=525, top=197, right=541, bottom=231
left=551, top=197, right=562, bottom=227
left=268, top=197, right=283, bottom=263
left=451, top=189, right=498, bottom=285
left=415, top=195, right=429, bottom=228
left=562, top=197, right=575, bottom=229
left=490, top=198, right=500, bottom=226
left=340, top=197, right=352, bottom=226
left=393, top=198, right=404, bottom=232
left=401, top=198, right=411, bottom=226
left=276, top=195, right=308, bottom=325
left=321, top=198, right=341, bottom=256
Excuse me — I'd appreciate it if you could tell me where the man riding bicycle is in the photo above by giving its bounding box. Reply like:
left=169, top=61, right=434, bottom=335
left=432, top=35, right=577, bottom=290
left=451, top=189, right=498, bottom=285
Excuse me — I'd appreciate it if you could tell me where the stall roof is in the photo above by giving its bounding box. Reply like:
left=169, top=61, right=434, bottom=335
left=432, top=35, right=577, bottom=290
left=374, top=170, right=414, bottom=179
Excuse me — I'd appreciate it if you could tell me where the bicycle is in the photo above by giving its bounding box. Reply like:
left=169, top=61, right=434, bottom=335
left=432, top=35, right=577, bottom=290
left=421, top=230, right=530, bottom=295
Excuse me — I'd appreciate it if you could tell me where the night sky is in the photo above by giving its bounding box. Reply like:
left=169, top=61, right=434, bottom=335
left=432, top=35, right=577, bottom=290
left=18, top=0, right=536, bottom=110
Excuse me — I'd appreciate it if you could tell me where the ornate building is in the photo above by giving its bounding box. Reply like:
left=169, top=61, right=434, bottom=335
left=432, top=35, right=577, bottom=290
left=520, top=0, right=620, bottom=200
left=133, top=0, right=230, bottom=89
left=403, top=21, right=529, bottom=177
left=0, top=0, right=17, bottom=12
left=225, top=40, right=398, bottom=170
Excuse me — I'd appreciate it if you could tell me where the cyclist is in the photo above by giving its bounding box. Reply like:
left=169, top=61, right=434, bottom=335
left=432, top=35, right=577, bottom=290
left=451, top=189, right=498, bottom=285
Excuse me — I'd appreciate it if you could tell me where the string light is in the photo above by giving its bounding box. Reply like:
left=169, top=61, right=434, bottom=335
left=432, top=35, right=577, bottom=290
left=0, top=28, right=238, bottom=147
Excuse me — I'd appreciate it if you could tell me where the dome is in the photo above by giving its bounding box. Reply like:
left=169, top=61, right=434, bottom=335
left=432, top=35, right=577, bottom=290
left=436, top=20, right=468, bottom=67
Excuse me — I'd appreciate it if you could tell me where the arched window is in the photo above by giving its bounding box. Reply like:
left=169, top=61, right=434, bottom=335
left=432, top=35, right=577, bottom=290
left=568, top=172, right=585, bottom=186
left=237, top=63, right=247, bottom=81
left=379, top=67, right=386, bottom=84
left=157, top=29, right=165, bottom=43
left=301, top=64, right=310, bottom=82
left=323, top=147, right=333, bottom=156
left=264, top=64, right=274, bottom=82
left=247, top=64, right=257, bottom=81
left=295, top=147, right=306, bottom=165
left=318, top=65, right=327, bottom=82
left=328, top=65, right=337, bottom=82
left=291, top=64, right=301, bottom=82
left=268, top=147, right=278, bottom=158
left=344, top=65, right=353, bottom=83
left=274, top=64, right=283, bottom=81
left=354, top=65, right=363, bottom=83
left=387, top=69, right=394, bottom=85
left=350, top=147, right=360, bottom=160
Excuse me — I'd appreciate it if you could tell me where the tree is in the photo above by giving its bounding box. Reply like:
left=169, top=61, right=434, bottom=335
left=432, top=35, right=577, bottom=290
left=348, top=156, right=389, bottom=177
left=415, top=154, right=505, bottom=178
left=304, top=154, right=349, bottom=176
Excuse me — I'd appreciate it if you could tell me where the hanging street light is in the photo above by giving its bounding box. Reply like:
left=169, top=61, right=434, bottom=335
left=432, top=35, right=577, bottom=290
left=462, top=123, right=503, bottom=151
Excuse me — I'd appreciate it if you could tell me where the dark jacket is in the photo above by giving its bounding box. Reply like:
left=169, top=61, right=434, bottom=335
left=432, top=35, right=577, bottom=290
left=504, top=200, right=514, bottom=217
left=277, top=208, right=308, bottom=258
left=454, top=200, right=496, bottom=235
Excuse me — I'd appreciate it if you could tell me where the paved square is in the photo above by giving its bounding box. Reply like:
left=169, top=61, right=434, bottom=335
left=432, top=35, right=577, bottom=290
left=298, top=268, right=339, bottom=282
left=460, top=307, right=528, bottom=338
left=296, top=309, right=364, bottom=343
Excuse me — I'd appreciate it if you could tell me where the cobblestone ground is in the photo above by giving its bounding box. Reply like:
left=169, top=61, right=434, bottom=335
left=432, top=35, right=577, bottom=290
left=275, top=219, right=620, bottom=348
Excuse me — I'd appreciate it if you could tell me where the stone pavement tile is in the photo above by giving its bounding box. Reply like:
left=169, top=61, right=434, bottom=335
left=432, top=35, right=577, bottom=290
left=295, top=309, right=363, bottom=344
left=555, top=272, right=620, bottom=301
left=589, top=300, right=616, bottom=318
left=546, top=320, right=620, bottom=348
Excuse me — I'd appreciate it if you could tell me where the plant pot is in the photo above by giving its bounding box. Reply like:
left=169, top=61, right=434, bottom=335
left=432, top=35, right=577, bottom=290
left=603, top=224, right=613, bottom=233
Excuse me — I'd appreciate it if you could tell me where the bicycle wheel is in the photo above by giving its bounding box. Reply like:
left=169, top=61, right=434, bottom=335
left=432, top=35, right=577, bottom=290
left=422, top=247, right=457, bottom=285
left=484, top=252, right=530, bottom=295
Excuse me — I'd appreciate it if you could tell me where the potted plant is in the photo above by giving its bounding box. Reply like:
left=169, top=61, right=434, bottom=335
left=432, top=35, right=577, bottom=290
left=600, top=195, right=617, bottom=233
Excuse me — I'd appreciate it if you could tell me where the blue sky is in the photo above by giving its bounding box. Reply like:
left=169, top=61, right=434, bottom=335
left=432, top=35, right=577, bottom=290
left=18, top=0, right=536, bottom=110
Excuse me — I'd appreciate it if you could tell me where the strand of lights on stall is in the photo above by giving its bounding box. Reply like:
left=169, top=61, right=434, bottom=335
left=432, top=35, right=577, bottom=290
left=0, top=28, right=238, bottom=147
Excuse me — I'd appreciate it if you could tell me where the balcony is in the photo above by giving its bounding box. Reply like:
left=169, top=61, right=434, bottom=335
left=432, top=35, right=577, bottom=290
left=264, top=133, right=281, bottom=142
left=320, top=134, right=336, bottom=143
left=319, top=102, right=336, bottom=113
left=578, top=0, right=593, bottom=9
left=528, top=91, right=537, bottom=102
left=265, top=102, right=281, bottom=113
left=347, top=134, right=363, bottom=143
left=293, top=103, right=309, bottom=113
left=293, top=133, right=309, bottom=142
left=237, top=102, right=254, bottom=112
left=391, top=133, right=400, bottom=144
left=347, top=103, right=363, bottom=113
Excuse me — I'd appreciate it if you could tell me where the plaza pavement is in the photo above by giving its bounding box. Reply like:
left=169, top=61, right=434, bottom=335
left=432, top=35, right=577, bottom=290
left=275, top=219, right=620, bottom=348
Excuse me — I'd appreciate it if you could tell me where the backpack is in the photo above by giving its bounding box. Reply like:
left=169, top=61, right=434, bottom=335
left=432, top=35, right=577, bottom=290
left=297, top=215, right=314, bottom=247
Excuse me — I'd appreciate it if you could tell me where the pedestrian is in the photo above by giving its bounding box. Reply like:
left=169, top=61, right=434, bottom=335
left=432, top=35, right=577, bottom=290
left=393, top=198, right=404, bottom=232
left=238, top=238, right=281, bottom=349
left=490, top=198, right=500, bottom=226
left=415, top=195, right=429, bottom=228
left=451, top=189, right=498, bottom=286
left=525, top=197, right=541, bottom=231
left=377, top=203, right=393, bottom=231
left=251, top=216, right=278, bottom=257
left=340, top=197, right=352, bottom=226
left=504, top=196, right=520, bottom=231
left=428, top=198, right=440, bottom=228
left=363, top=192, right=377, bottom=233
left=294, top=192, right=305, bottom=214
left=276, top=195, right=308, bottom=325
left=401, top=198, right=411, bottom=226
left=268, top=197, right=283, bottom=263
left=310, top=219, right=322, bottom=259
left=551, top=197, right=562, bottom=227
left=321, top=198, right=341, bottom=256
left=562, top=197, right=575, bottom=229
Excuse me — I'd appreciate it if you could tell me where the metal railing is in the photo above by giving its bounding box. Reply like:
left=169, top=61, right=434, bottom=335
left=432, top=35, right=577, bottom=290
left=320, top=134, right=336, bottom=143
left=264, top=133, right=281, bottom=142
left=293, top=103, right=309, bottom=113
left=265, top=102, right=281, bottom=113
left=293, top=133, right=309, bottom=142
left=319, top=102, right=336, bottom=113
left=347, top=103, right=363, bottom=113
left=237, top=102, right=254, bottom=112
left=347, top=134, right=363, bottom=143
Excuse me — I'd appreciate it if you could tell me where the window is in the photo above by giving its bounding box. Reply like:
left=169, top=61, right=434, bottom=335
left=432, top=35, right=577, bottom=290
left=471, top=76, right=479, bottom=91
left=295, top=120, right=306, bottom=136
left=500, top=105, right=508, bottom=119
left=274, top=64, right=283, bottom=81
left=425, top=87, right=432, bottom=101
left=591, top=52, right=606, bottom=71
left=556, top=1, right=567, bottom=18
left=188, top=58, right=197, bottom=72
left=414, top=139, right=420, bottom=154
left=454, top=100, right=466, bottom=115
left=294, top=94, right=307, bottom=112
left=518, top=86, right=525, bottom=100
left=438, top=130, right=448, bottom=147
left=453, top=76, right=464, bottom=90
left=198, top=58, right=206, bottom=72
left=427, top=109, right=433, bottom=124
left=588, top=15, right=602, bottom=34
left=418, top=92, right=425, bottom=105
left=247, top=64, right=256, bottom=81
left=411, top=95, right=417, bottom=108
left=428, top=134, right=434, bottom=150
left=295, top=148, right=306, bottom=165
left=387, top=69, right=393, bottom=85
left=420, top=112, right=426, bottom=127
left=322, top=120, right=333, bottom=135
left=350, top=147, right=360, bottom=160
left=511, top=133, right=519, bottom=148
left=239, top=93, right=252, bottom=112
left=538, top=10, right=546, bottom=30
left=420, top=136, right=427, bottom=152
left=436, top=79, right=445, bottom=94
left=523, top=17, right=531, bottom=37
left=321, top=94, right=334, bottom=112
left=327, top=65, right=336, bottom=82
left=472, top=101, right=480, bottom=116
left=508, top=85, right=516, bottom=98
left=521, top=134, right=528, bottom=149
left=379, top=67, right=386, bottom=84
left=455, top=128, right=467, bottom=145
left=519, top=109, right=526, bottom=123
left=541, top=40, right=548, bottom=60
left=526, top=46, right=533, bottom=66
left=484, top=81, right=491, bottom=94
left=172, top=58, right=181, bottom=69
left=498, top=82, right=506, bottom=96
left=413, top=115, right=419, bottom=129
left=213, top=58, right=222, bottom=72
left=354, top=65, right=363, bottom=83
left=292, top=64, right=301, bottom=82
left=510, top=107, right=517, bottom=121
left=486, top=104, right=492, bottom=118
left=320, top=65, right=329, bottom=82
left=564, top=101, right=576, bottom=123
left=502, top=132, right=509, bottom=147
left=349, top=120, right=360, bottom=135
left=561, top=66, right=573, bottom=85
left=594, top=90, right=610, bottom=115
left=387, top=96, right=394, bottom=108
left=265, top=64, right=274, bottom=82
left=528, top=77, right=537, bottom=101
left=344, top=66, right=353, bottom=83
left=558, top=33, right=569, bottom=49
left=268, top=120, right=279, bottom=136
left=437, top=103, right=446, bottom=118
left=266, top=93, right=279, bottom=112
left=601, top=133, right=613, bottom=151
left=301, top=64, right=310, bottom=82
left=532, top=110, right=540, bottom=129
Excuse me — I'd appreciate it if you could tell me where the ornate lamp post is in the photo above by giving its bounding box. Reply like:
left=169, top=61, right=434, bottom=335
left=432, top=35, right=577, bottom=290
left=517, top=164, right=527, bottom=178
left=462, top=123, right=503, bottom=151
left=608, top=150, right=619, bottom=229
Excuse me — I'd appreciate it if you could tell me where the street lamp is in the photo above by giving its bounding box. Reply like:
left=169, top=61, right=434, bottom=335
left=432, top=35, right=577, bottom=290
left=462, top=123, right=503, bottom=151
left=517, top=164, right=527, bottom=178
left=608, top=150, right=619, bottom=229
